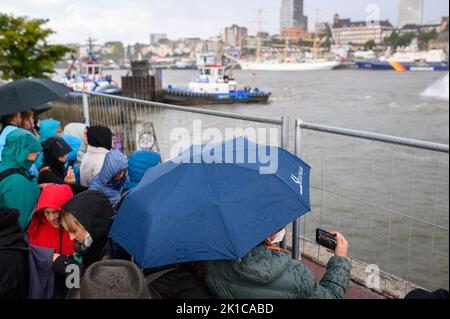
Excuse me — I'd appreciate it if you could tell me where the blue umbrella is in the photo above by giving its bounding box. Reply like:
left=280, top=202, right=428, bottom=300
left=110, top=137, right=311, bottom=268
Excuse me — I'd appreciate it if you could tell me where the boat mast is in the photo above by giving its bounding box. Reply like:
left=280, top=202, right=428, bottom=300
left=218, top=33, right=223, bottom=66
left=87, top=36, right=97, bottom=62
left=256, top=9, right=262, bottom=61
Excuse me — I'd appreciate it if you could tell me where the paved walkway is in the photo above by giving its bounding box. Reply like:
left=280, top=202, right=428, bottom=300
left=302, top=258, right=385, bottom=299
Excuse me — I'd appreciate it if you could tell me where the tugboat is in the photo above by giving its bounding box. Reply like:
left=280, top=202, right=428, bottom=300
left=63, top=37, right=122, bottom=95
left=163, top=64, right=271, bottom=105
left=63, top=59, right=122, bottom=95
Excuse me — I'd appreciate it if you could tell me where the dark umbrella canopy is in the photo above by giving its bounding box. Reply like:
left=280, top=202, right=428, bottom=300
left=33, top=103, right=53, bottom=116
left=0, top=78, right=69, bottom=116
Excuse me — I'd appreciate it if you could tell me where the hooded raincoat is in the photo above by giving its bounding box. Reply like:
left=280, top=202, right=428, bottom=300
left=38, top=137, right=86, bottom=194
left=63, top=123, right=87, bottom=167
left=0, top=129, right=42, bottom=229
left=38, top=119, right=61, bottom=143
left=27, top=184, right=75, bottom=256
left=52, top=190, right=115, bottom=273
left=89, top=150, right=128, bottom=206
left=124, top=150, right=161, bottom=191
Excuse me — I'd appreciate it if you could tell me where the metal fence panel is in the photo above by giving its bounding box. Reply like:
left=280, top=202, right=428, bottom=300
left=295, top=119, right=449, bottom=292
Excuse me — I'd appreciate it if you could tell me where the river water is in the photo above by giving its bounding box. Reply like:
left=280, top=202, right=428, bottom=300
left=55, top=69, right=449, bottom=291
left=161, top=69, right=449, bottom=144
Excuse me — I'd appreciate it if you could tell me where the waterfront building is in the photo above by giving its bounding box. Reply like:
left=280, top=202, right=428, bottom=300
left=224, top=25, right=248, bottom=48
left=332, top=14, right=394, bottom=45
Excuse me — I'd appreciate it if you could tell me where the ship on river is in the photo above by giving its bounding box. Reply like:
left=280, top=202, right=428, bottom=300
left=356, top=49, right=449, bottom=71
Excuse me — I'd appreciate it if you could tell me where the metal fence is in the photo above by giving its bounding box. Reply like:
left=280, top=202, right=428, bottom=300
left=294, top=119, right=449, bottom=293
left=47, top=93, right=449, bottom=295
left=50, top=92, right=287, bottom=162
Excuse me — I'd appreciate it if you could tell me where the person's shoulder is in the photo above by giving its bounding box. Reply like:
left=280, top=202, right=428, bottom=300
left=0, top=169, right=32, bottom=185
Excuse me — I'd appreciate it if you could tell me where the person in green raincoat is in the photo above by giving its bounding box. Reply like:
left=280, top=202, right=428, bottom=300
left=0, top=129, right=42, bottom=229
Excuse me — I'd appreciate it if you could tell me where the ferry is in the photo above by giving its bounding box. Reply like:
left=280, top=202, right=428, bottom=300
left=163, top=64, right=271, bottom=105
left=356, top=49, right=449, bottom=71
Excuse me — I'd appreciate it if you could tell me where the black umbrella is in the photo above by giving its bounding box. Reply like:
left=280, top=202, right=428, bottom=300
left=33, top=103, right=53, bottom=116
left=0, top=78, right=69, bottom=117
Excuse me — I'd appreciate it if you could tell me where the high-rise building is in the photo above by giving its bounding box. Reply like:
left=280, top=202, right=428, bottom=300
left=280, top=0, right=308, bottom=32
left=149, top=33, right=168, bottom=45
left=397, top=0, right=423, bottom=28
left=224, top=25, right=248, bottom=48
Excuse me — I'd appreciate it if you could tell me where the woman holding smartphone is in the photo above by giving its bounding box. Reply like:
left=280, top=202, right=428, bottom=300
left=38, top=136, right=86, bottom=194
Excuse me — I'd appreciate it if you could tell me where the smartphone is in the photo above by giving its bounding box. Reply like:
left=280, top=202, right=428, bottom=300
left=68, top=160, right=75, bottom=167
left=316, top=229, right=337, bottom=250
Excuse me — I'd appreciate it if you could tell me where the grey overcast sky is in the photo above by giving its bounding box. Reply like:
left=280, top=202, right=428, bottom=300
left=1, top=0, right=448, bottom=44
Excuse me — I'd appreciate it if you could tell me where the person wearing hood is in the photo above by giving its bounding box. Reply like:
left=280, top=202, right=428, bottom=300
left=61, top=134, right=83, bottom=185
left=0, top=208, right=29, bottom=299
left=204, top=229, right=352, bottom=299
left=52, top=190, right=115, bottom=275
left=89, top=150, right=128, bottom=206
left=0, top=112, right=22, bottom=162
left=0, top=129, right=42, bottom=229
left=34, top=119, right=63, bottom=172
left=63, top=123, right=88, bottom=168
left=38, top=137, right=86, bottom=194
left=80, top=126, right=112, bottom=187
left=123, top=150, right=161, bottom=193
left=27, top=184, right=75, bottom=256
left=38, top=119, right=62, bottom=143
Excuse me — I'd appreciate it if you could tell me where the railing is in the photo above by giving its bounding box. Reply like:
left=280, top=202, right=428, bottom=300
left=48, top=93, right=449, bottom=297
left=294, top=119, right=449, bottom=295
left=51, top=92, right=288, bottom=162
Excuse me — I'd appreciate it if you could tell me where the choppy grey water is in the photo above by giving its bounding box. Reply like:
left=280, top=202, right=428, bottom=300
left=56, top=69, right=449, bottom=291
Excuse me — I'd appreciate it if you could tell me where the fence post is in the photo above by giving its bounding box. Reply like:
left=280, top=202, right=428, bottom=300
left=280, top=117, right=289, bottom=251
left=292, top=119, right=303, bottom=261
left=82, top=92, right=90, bottom=126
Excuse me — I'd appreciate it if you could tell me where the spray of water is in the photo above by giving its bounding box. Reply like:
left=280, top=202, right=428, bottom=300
left=421, top=73, right=449, bottom=101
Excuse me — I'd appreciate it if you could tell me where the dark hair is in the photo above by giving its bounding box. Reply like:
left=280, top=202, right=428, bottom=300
left=86, top=126, right=113, bottom=150
left=1, top=112, right=20, bottom=129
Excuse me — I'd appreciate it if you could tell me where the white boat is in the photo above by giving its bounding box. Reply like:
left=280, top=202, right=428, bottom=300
left=63, top=61, right=121, bottom=94
left=226, top=54, right=340, bottom=71
left=237, top=59, right=341, bottom=71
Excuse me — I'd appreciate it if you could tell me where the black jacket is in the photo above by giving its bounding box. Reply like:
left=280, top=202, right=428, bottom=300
left=39, top=137, right=86, bottom=194
left=38, top=169, right=86, bottom=195
left=0, top=208, right=29, bottom=299
left=144, top=265, right=212, bottom=299
left=53, top=191, right=114, bottom=275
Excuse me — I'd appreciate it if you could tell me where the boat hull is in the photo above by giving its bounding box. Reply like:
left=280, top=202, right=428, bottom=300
left=238, top=60, right=341, bottom=71
left=163, top=89, right=271, bottom=105
left=356, top=61, right=449, bottom=71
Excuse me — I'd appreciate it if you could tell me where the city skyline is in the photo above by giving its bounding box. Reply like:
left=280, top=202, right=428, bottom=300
left=0, top=0, right=448, bottom=44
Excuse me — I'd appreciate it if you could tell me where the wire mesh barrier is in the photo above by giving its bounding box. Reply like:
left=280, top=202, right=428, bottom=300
left=294, top=120, right=449, bottom=294
left=47, top=94, right=84, bottom=125
left=47, top=92, right=286, bottom=163
left=47, top=93, right=449, bottom=297
left=85, top=93, right=285, bottom=161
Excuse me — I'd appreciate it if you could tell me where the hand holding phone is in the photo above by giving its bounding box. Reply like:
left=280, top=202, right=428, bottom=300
left=316, top=229, right=337, bottom=250
left=316, top=229, right=349, bottom=257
